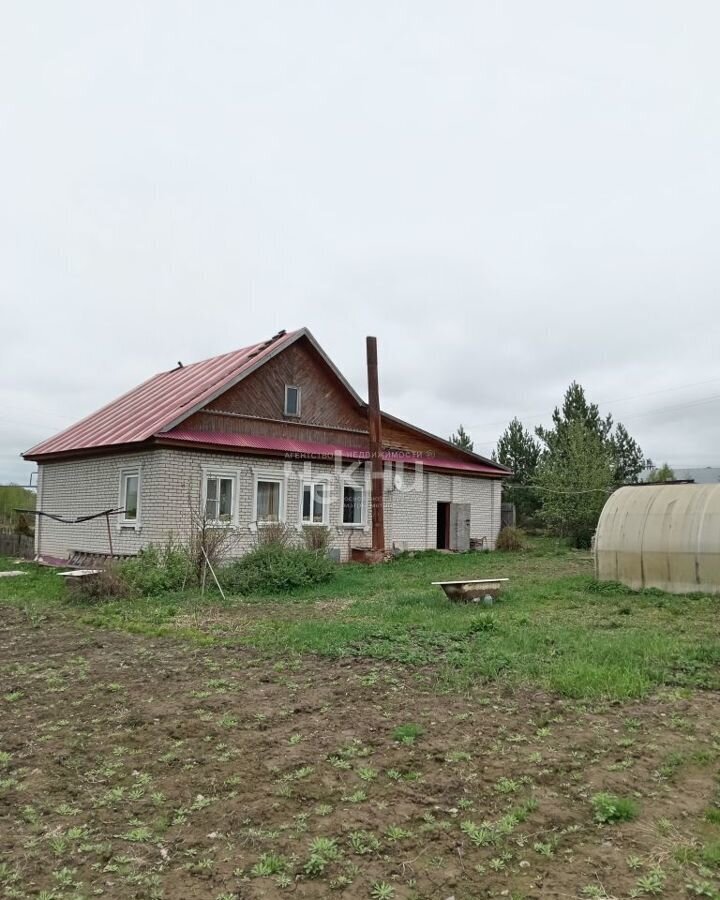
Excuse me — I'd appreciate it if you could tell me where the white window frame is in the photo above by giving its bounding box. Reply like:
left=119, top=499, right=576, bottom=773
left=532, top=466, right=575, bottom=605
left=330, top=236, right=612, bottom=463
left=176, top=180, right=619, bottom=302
left=284, top=384, right=301, bottom=417
left=253, top=471, right=287, bottom=526
left=300, top=480, right=329, bottom=526
left=118, top=467, right=142, bottom=530
left=202, top=467, right=239, bottom=527
left=341, top=479, right=366, bottom=528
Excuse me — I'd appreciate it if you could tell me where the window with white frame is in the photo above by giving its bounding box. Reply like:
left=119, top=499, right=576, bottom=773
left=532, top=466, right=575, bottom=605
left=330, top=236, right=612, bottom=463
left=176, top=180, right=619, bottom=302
left=342, top=483, right=364, bottom=525
left=256, top=478, right=283, bottom=523
left=204, top=473, right=235, bottom=523
left=302, top=482, right=327, bottom=525
left=284, top=384, right=301, bottom=417
left=120, top=469, right=140, bottom=525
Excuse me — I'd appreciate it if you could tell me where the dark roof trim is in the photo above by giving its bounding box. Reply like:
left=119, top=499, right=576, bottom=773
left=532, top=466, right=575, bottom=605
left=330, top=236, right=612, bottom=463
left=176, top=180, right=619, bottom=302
left=378, top=409, right=512, bottom=475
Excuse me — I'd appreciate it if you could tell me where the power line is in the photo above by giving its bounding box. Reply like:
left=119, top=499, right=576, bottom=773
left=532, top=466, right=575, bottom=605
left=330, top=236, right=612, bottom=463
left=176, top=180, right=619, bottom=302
left=504, top=483, right=613, bottom=494
left=616, top=392, right=720, bottom=422
left=464, top=376, right=720, bottom=432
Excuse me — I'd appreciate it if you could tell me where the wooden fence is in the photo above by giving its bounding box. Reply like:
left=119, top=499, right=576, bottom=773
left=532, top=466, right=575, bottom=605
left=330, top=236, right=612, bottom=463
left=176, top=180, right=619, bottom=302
left=501, top=503, right=516, bottom=529
left=0, top=533, right=34, bottom=559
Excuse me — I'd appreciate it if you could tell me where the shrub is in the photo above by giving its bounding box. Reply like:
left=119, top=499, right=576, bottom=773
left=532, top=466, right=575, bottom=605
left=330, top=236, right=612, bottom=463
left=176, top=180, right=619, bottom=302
left=14, top=513, right=33, bottom=537
left=66, top=566, right=131, bottom=604
left=496, top=526, right=525, bottom=552
left=187, top=507, right=238, bottom=582
left=120, top=540, right=194, bottom=596
left=302, top=525, right=331, bottom=553
left=591, top=792, right=638, bottom=823
left=255, top=521, right=296, bottom=550
left=220, top=545, right=336, bottom=594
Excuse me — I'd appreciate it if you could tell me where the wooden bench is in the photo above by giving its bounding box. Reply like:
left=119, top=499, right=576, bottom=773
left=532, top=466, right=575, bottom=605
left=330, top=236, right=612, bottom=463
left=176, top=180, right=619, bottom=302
left=432, top=578, right=509, bottom=603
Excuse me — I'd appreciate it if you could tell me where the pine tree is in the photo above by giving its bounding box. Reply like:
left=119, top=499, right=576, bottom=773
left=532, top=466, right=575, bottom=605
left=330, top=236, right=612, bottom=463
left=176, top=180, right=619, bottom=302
left=495, top=418, right=541, bottom=521
left=449, top=424, right=474, bottom=451
left=609, top=422, right=645, bottom=484
left=536, top=382, right=643, bottom=486
left=531, top=381, right=644, bottom=545
left=535, top=381, right=613, bottom=454
left=535, top=421, right=614, bottom=548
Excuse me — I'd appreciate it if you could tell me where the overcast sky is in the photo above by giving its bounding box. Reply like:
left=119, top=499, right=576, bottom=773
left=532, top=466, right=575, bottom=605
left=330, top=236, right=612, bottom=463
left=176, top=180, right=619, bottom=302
left=2, top=1, right=719, bottom=484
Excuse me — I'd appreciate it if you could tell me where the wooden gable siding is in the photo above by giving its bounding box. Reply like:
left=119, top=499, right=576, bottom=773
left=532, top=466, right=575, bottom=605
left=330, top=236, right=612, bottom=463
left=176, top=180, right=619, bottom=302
left=182, top=336, right=369, bottom=444
left=182, top=412, right=369, bottom=449
left=182, top=335, right=487, bottom=464
left=379, top=418, right=461, bottom=458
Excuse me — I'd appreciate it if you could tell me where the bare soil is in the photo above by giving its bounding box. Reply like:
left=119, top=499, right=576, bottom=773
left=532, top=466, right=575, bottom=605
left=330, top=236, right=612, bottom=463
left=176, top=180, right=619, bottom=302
left=1, top=605, right=720, bottom=899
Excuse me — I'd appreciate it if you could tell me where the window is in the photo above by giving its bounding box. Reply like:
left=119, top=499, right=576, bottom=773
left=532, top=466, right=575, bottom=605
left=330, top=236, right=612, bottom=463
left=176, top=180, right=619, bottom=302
left=256, top=479, right=282, bottom=523
left=302, top=482, right=327, bottom=524
left=120, top=469, right=140, bottom=526
left=205, top=474, right=234, bottom=523
left=343, top=484, right=364, bottom=526
left=284, top=384, right=301, bottom=416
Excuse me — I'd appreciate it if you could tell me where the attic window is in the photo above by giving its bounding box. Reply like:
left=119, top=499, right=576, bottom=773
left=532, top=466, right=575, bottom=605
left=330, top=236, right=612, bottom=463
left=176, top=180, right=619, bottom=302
left=284, top=385, right=301, bottom=417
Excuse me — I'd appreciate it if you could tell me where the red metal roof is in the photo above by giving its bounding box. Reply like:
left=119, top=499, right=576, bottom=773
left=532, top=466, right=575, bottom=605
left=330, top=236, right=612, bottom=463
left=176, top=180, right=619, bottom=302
left=24, top=327, right=510, bottom=477
left=24, top=330, right=302, bottom=458
left=161, top=429, right=504, bottom=476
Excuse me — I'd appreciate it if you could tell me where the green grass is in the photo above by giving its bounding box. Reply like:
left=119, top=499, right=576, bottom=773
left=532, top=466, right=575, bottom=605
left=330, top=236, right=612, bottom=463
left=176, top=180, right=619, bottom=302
left=392, top=723, right=424, bottom=744
left=2, top=539, right=720, bottom=701
left=591, top=792, right=639, bottom=823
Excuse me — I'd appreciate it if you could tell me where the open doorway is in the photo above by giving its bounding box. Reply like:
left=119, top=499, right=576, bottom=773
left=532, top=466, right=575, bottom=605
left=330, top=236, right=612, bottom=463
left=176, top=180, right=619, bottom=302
left=436, top=502, right=450, bottom=549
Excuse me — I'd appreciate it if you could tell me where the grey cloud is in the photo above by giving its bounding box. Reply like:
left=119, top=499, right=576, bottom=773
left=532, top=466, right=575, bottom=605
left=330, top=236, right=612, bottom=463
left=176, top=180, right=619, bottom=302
left=2, top=0, right=719, bottom=484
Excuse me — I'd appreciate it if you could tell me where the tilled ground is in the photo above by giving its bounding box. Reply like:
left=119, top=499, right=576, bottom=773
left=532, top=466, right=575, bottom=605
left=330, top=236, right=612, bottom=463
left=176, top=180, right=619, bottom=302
left=1, top=604, right=720, bottom=900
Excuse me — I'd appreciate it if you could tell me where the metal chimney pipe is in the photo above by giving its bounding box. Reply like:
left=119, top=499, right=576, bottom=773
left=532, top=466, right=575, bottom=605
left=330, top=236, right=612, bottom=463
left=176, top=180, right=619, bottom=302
left=366, top=336, right=385, bottom=552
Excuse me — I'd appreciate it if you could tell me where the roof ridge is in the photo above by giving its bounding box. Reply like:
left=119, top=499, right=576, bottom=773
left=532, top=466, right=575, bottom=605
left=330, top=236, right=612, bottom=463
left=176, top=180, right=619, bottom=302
left=155, top=329, right=291, bottom=376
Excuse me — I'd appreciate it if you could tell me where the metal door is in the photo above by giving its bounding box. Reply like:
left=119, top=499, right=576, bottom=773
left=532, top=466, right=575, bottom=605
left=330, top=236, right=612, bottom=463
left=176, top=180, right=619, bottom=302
left=449, top=503, right=471, bottom=551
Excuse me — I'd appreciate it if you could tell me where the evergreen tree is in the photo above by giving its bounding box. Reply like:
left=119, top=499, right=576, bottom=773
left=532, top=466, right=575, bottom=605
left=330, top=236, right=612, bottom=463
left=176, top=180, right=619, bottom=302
left=531, top=381, right=645, bottom=545
left=495, top=418, right=541, bottom=521
left=609, top=422, right=645, bottom=484
left=535, top=380, right=613, bottom=454
left=536, top=382, right=643, bottom=486
left=535, top=420, right=614, bottom=548
left=449, top=424, right=474, bottom=451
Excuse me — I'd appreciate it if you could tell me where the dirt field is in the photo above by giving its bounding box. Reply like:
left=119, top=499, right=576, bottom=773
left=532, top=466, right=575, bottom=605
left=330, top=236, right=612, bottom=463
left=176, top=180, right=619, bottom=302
left=2, top=605, right=720, bottom=899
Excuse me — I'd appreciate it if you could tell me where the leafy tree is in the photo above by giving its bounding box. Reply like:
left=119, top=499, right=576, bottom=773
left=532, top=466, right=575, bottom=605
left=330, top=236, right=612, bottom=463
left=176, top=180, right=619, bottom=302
left=535, top=421, right=615, bottom=548
left=494, top=418, right=541, bottom=521
left=0, top=485, right=35, bottom=533
left=648, top=462, right=675, bottom=483
left=449, top=424, right=474, bottom=451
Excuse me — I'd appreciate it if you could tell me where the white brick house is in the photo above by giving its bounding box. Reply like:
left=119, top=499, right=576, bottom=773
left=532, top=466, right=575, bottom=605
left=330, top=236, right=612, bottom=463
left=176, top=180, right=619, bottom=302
left=24, top=329, right=510, bottom=563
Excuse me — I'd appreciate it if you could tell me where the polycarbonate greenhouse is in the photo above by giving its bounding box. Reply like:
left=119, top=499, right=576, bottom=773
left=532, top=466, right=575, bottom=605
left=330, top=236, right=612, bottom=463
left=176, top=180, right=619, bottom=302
left=595, top=483, right=720, bottom=595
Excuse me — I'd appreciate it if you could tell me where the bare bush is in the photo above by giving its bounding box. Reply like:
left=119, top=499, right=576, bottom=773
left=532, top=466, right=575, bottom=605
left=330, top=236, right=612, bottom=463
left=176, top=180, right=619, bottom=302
left=66, top=566, right=130, bottom=604
left=254, top=520, right=297, bottom=550
left=301, top=525, right=331, bottom=553
left=496, top=525, right=525, bottom=552
left=187, top=496, right=239, bottom=585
